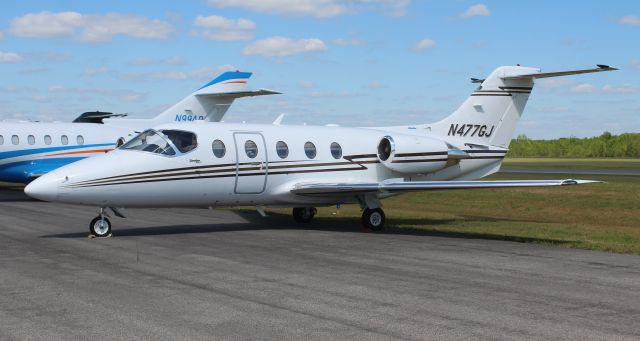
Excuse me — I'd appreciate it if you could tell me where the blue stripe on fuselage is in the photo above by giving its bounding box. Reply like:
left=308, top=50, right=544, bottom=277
left=0, top=143, right=113, bottom=160
left=0, top=157, right=86, bottom=183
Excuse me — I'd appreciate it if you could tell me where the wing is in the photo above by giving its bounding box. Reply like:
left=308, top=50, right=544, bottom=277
left=291, top=179, right=600, bottom=196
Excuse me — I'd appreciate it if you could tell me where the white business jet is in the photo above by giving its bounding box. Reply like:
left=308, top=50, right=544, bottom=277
left=0, top=71, right=277, bottom=183
left=25, top=65, right=616, bottom=236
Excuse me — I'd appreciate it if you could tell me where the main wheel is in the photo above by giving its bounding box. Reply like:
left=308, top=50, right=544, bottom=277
left=89, top=216, right=112, bottom=237
left=362, top=208, right=385, bottom=232
left=292, top=207, right=317, bottom=223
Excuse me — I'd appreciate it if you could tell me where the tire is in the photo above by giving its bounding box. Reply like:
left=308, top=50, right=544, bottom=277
left=89, top=216, right=112, bottom=237
left=292, top=207, right=316, bottom=223
left=362, top=208, right=385, bottom=232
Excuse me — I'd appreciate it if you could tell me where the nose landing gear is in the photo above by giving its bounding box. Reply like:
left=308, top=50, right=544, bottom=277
left=89, top=207, right=112, bottom=238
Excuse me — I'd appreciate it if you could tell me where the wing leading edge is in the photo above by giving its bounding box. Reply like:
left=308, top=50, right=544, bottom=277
left=291, top=179, right=600, bottom=196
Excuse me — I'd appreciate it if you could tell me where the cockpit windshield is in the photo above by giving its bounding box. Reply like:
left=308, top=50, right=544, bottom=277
left=120, top=129, right=198, bottom=156
left=120, top=130, right=177, bottom=156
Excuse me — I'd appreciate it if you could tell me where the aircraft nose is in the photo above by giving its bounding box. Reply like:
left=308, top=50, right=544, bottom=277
left=24, top=173, right=60, bottom=201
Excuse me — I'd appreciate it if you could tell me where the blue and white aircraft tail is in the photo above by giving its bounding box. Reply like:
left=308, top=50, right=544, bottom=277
left=105, top=71, right=279, bottom=127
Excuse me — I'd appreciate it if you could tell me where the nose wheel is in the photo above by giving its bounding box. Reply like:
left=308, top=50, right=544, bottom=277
left=89, top=208, right=112, bottom=238
left=292, top=207, right=317, bottom=223
left=362, top=208, right=385, bottom=232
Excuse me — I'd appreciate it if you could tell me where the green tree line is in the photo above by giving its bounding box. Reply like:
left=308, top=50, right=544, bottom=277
left=507, top=132, right=640, bottom=158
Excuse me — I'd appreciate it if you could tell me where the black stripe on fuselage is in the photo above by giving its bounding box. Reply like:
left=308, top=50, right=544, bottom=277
left=395, top=151, right=448, bottom=157
left=77, top=160, right=377, bottom=187
left=65, top=165, right=368, bottom=188
left=499, top=86, right=533, bottom=90
left=69, top=155, right=380, bottom=187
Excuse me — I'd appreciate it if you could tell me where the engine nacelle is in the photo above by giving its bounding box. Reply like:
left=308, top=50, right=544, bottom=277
left=377, top=135, right=450, bottom=174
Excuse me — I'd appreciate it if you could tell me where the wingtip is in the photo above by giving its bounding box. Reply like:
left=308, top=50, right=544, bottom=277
left=561, top=179, right=604, bottom=185
left=597, top=64, right=619, bottom=71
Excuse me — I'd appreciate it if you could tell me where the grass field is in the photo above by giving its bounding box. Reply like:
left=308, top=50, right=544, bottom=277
left=502, top=157, right=640, bottom=171
left=268, top=159, right=640, bottom=255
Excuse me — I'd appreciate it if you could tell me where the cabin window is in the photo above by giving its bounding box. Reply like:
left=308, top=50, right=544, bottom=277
left=212, top=139, right=226, bottom=158
left=44, top=135, right=52, bottom=145
left=28, top=135, right=35, bottom=145
left=11, top=135, right=19, bottom=145
left=77, top=135, right=84, bottom=145
left=161, top=130, right=197, bottom=153
left=245, top=140, right=258, bottom=158
left=304, top=141, right=316, bottom=159
left=276, top=141, right=289, bottom=159
left=61, top=135, right=68, bottom=145
left=120, top=129, right=176, bottom=156
left=330, top=142, right=342, bottom=159
left=0, top=135, right=3, bottom=145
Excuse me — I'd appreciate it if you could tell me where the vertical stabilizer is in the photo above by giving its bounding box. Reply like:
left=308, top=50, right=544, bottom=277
left=145, top=71, right=279, bottom=124
left=425, top=65, right=616, bottom=148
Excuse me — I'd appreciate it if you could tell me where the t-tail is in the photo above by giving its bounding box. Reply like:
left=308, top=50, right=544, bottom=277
left=106, top=71, right=279, bottom=125
left=425, top=64, right=617, bottom=148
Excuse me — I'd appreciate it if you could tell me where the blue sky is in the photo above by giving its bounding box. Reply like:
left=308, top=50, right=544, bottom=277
left=0, top=0, right=638, bottom=139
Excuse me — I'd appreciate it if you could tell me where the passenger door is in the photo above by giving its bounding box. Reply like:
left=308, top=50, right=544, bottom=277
left=233, top=132, right=267, bottom=194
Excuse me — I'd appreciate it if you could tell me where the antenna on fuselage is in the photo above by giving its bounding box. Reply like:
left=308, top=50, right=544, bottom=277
left=272, top=113, right=285, bottom=125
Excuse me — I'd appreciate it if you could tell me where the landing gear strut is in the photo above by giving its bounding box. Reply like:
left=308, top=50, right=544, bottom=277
left=89, top=208, right=112, bottom=237
left=292, top=207, right=317, bottom=223
left=362, top=208, right=386, bottom=232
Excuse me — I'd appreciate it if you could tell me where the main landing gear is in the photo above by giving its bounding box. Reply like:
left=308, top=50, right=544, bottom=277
left=362, top=207, right=386, bottom=232
left=292, top=207, right=317, bottom=223
left=89, top=207, right=112, bottom=238
left=359, top=194, right=386, bottom=232
left=291, top=204, right=387, bottom=232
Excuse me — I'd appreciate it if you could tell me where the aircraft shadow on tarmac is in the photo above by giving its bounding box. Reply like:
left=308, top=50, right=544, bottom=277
left=39, top=210, right=575, bottom=246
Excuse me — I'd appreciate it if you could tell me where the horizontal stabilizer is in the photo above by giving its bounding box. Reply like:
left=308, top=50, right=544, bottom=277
left=502, top=65, right=617, bottom=80
left=291, top=179, right=600, bottom=196
left=196, top=89, right=280, bottom=98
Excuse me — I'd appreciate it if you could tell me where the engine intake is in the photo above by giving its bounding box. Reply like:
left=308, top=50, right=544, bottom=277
left=377, top=135, right=450, bottom=174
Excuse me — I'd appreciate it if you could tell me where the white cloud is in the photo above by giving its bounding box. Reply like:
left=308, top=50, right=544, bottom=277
left=571, top=83, right=597, bottom=93
left=0, top=51, right=24, bottom=63
left=82, top=67, right=110, bottom=77
left=460, top=4, right=491, bottom=19
left=128, top=56, right=185, bottom=66
left=192, top=15, right=255, bottom=41
left=118, top=65, right=236, bottom=82
left=602, top=84, right=640, bottom=94
left=559, top=82, right=640, bottom=94
left=538, top=78, right=576, bottom=89
left=243, top=37, right=327, bottom=57
left=47, top=85, right=147, bottom=102
left=630, top=60, right=640, bottom=70
left=207, top=0, right=410, bottom=18
left=310, top=90, right=359, bottom=98
left=299, top=80, right=316, bottom=89
left=0, top=85, right=36, bottom=93
left=618, top=15, right=640, bottom=26
left=414, top=39, right=435, bottom=51
left=194, top=15, right=255, bottom=30
left=334, top=37, right=364, bottom=46
left=9, top=11, right=174, bottom=42
left=367, top=81, right=385, bottom=89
